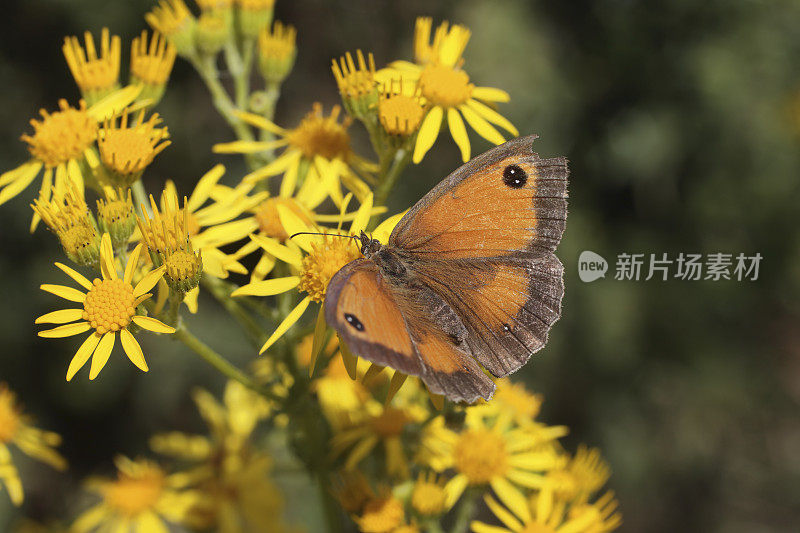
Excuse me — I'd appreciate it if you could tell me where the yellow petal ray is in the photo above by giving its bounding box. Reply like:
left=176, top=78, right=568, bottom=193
left=505, top=469, right=546, bottom=488
left=0, top=160, right=40, bottom=187
left=213, top=139, right=286, bottom=154
left=344, top=435, right=379, bottom=470
left=67, top=333, right=102, bottom=381
left=249, top=233, right=303, bottom=267
left=132, top=315, right=176, bottom=334
left=413, top=105, right=444, bottom=163
left=259, top=296, right=311, bottom=354
left=29, top=167, right=52, bottom=232
left=470, top=522, right=512, bottom=533
left=472, top=86, right=511, bottom=103
left=134, top=511, right=170, bottom=533
left=0, top=161, right=42, bottom=206
left=38, top=321, right=91, bottom=338
left=35, top=309, right=84, bottom=324
left=67, top=158, right=84, bottom=195
left=87, top=85, right=142, bottom=120
left=233, top=110, right=288, bottom=135
left=373, top=210, right=407, bottom=242
left=447, top=107, right=471, bottom=161
left=278, top=156, right=300, bottom=198
left=483, top=494, right=524, bottom=531
left=120, top=328, right=148, bottom=372
left=444, top=474, right=469, bottom=508
left=309, top=306, right=328, bottom=377
left=314, top=206, right=387, bottom=224
left=490, top=477, right=531, bottom=524
left=183, top=286, right=199, bottom=314
left=467, top=99, right=519, bottom=136
left=459, top=104, right=506, bottom=145
left=250, top=253, right=276, bottom=282
left=276, top=205, right=317, bottom=253
left=242, top=150, right=300, bottom=184
left=124, top=244, right=144, bottom=285
left=88, top=332, right=115, bottom=380
left=187, top=164, right=225, bottom=213
left=340, top=340, right=359, bottom=380
left=40, top=284, right=87, bottom=303
left=508, top=452, right=561, bottom=470
left=133, top=266, right=166, bottom=297
left=231, top=276, right=300, bottom=297
left=54, top=262, right=93, bottom=290
left=192, top=218, right=258, bottom=247
left=350, top=193, right=373, bottom=235
left=537, top=487, right=553, bottom=524
left=100, top=233, right=116, bottom=280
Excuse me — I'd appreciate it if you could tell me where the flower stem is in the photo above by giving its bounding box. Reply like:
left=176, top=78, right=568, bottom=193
left=372, top=148, right=412, bottom=213
left=450, top=488, right=477, bottom=533
left=201, top=275, right=268, bottom=349
left=317, top=473, right=344, bottom=533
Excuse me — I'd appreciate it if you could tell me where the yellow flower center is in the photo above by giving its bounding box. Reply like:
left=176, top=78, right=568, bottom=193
left=146, top=0, right=192, bottom=37
left=332, top=50, right=376, bottom=99
left=102, top=467, right=166, bottom=516
left=82, top=278, right=136, bottom=335
left=259, top=21, right=297, bottom=62
left=21, top=100, right=97, bottom=167
left=61, top=224, right=99, bottom=257
left=99, top=130, right=159, bottom=175
left=138, top=206, right=191, bottom=255
left=545, top=468, right=578, bottom=500
left=369, top=407, right=409, bottom=438
left=411, top=479, right=447, bottom=516
left=521, top=523, right=557, bottom=533
left=419, top=64, right=473, bottom=108
left=379, top=94, right=425, bottom=136
left=0, top=387, right=21, bottom=443
left=357, top=496, right=405, bottom=533
left=287, top=104, right=352, bottom=161
left=97, top=199, right=133, bottom=226
left=165, top=248, right=201, bottom=280
left=299, top=235, right=360, bottom=303
left=453, top=429, right=508, bottom=484
left=254, top=198, right=310, bottom=241
left=131, top=31, right=176, bottom=87
left=495, top=381, right=543, bottom=421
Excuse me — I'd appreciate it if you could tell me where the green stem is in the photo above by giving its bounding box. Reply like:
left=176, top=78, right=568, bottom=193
left=371, top=148, right=412, bottom=219
left=172, top=324, right=281, bottom=402
left=317, top=474, right=344, bottom=533
left=201, top=275, right=268, bottom=349
left=131, top=180, right=149, bottom=218
left=450, top=489, right=477, bottom=533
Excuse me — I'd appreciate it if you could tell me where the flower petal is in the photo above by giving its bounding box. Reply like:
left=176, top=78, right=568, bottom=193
left=187, top=164, right=225, bottom=213
left=490, top=477, right=531, bottom=524
left=40, top=284, right=87, bottom=303
left=350, top=193, right=373, bottom=235
left=233, top=110, right=288, bottom=135
left=447, top=107, right=471, bottom=162
left=250, top=233, right=303, bottom=267
left=133, top=266, right=166, bottom=297
left=213, top=140, right=286, bottom=154
left=38, top=321, right=91, bottom=338
left=35, top=309, right=84, bottom=324
left=459, top=104, right=506, bottom=145
left=470, top=522, right=511, bottom=533
left=184, top=287, right=199, bottom=314
left=132, top=315, right=176, bottom=334
left=55, top=262, right=93, bottom=290
left=276, top=205, right=317, bottom=253
left=373, top=210, right=408, bottom=243
left=67, top=333, right=102, bottom=381
left=87, top=85, right=142, bottom=120
left=124, top=244, right=144, bottom=285
left=413, top=105, right=444, bottom=164
left=88, top=332, right=115, bottom=380
left=232, top=276, right=300, bottom=297
left=242, top=150, right=300, bottom=184
left=120, top=328, right=148, bottom=372
left=279, top=155, right=299, bottom=198
left=99, top=233, right=117, bottom=280
left=0, top=161, right=42, bottom=206
left=259, top=296, right=311, bottom=354
left=467, top=99, right=519, bottom=136
left=444, top=474, right=469, bottom=508
left=67, top=158, right=84, bottom=195
left=472, top=86, right=511, bottom=103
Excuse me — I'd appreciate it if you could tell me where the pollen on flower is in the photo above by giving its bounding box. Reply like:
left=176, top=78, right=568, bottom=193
left=287, top=103, right=352, bottom=161
left=254, top=197, right=311, bottom=241
left=0, top=385, right=21, bottom=443
left=83, top=278, right=137, bottom=335
left=411, top=472, right=448, bottom=516
left=21, top=99, right=98, bottom=167
left=97, top=109, right=170, bottom=186
left=299, top=235, right=360, bottom=303
left=379, top=79, right=424, bottom=136
left=357, top=495, right=405, bottom=533
left=62, top=28, right=121, bottom=100
left=418, top=64, right=473, bottom=108
left=101, top=460, right=166, bottom=516
left=453, top=429, right=508, bottom=484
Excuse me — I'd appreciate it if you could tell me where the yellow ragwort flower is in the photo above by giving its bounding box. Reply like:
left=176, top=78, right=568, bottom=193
left=62, top=28, right=122, bottom=105
left=36, top=233, right=174, bottom=381
left=0, top=384, right=66, bottom=506
left=97, top=108, right=171, bottom=187
left=257, top=21, right=297, bottom=83
left=378, top=78, right=425, bottom=138
left=96, top=187, right=136, bottom=249
left=237, top=0, right=276, bottom=39
left=385, top=17, right=519, bottom=163
left=130, top=30, right=177, bottom=106
left=145, top=0, right=197, bottom=56
left=332, top=50, right=378, bottom=119
left=32, top=183, right=102, bottom=266
left=410, top=471, right=450, bottom=517
left=545, top=445, right=612, bottom=504
left=357, top=493, right=405, bottom=533
left=214, top=102, right=375, bottom=204
left=71, top=456, right=203, bottom=533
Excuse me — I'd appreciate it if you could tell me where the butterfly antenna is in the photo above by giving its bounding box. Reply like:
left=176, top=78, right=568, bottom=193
left=288, top=232, right=361, bottom=245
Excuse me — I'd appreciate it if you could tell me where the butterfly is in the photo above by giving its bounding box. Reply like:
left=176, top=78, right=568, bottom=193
left=324, top=135, right=568, bottom=402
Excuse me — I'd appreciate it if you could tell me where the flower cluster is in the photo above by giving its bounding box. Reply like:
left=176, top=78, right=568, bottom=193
left=0, top=3, right=621, bottom=533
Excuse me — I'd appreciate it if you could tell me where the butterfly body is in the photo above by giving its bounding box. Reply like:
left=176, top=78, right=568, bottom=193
left=325, top=135, right=568, bottom=402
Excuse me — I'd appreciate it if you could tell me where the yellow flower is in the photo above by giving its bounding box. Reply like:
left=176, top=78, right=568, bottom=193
left=96, top=187, right=136, bottom=249
left=0, top=384, right=66, bottom=506
left=32, top=183, right=102, bottom=266
left=357, top=493, right=406, bottom=533
left=130, top=30, right=177, bottom=106
left=237, top=0, right=275, bottom=39
left=97, top=107, right=171, bottom=187
left=0, top=86, right=140, bottom=226
left=384, top=17, right=518, bottom=163
left=145, top=0, right=197, bottom=56
left=471, top=488, right=622, bottom=533
left=472, top=378, right=544, bottom=428
left=232, top=194, right=403, bottom=355
left=36, top=233, right=174, bottom=381
left=71, top=456, right=203, bottom=533
left=214, top=102, right=376, bottom=204
left=378, top=78, right=425, bottom=138
left=62, top=28, right=122, bottom=105
left=410, top=471, right=450, bottom=517
left=418, top=412, right=567, bottom=512
left=257, top=20, right=296, bottom=83
left=332, top=50, right=378, bottom=119
left=545, top=445, right=611, bottom=504
left=315, top=355, right=372, bottom=431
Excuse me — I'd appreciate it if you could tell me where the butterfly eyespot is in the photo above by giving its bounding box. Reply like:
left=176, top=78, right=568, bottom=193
left=502, top=164, right=527, bottom=188
left=344, top=313, right=364, bottom=332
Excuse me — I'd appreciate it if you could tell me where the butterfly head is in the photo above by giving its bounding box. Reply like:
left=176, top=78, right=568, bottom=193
left=359, top=230, right=383, bottom=258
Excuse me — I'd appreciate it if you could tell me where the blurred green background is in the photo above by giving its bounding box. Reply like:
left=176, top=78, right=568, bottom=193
left=1, top=0, right=799, bottom=531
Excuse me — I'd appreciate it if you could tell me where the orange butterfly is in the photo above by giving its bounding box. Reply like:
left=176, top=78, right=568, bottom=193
left=324, top=135, right=568, bottom=402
